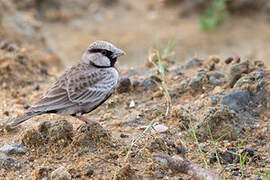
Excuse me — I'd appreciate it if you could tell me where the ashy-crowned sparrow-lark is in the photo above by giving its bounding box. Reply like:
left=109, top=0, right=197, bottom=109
left=10, top=40, right=125, bottom=127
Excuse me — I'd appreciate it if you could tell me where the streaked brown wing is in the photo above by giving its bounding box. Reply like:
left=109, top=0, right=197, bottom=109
left=67, top=69, right=118, bottom=104
left=31, top=82, right=74, bottom=113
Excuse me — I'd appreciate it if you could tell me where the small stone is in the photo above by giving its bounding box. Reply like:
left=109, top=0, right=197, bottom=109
left=3, top=111, right=9, bottom=116
left=120, top=133, right=129, bottom=138
left=223, top=152, right=233, bottom=164
left=84, top=165, right=94, bottom=177
left=184, top=58, right=204, bottom=69
left=23, top=103, right=30, bottom=110
left=178, top=178, right=186, bottom=180
left=176, top=145, right=186, bottom=155
left=28, top=157, right=35, bottom=162
left=225, top=57, right=234, bottom=64
left=246, top=148, right=255, bottom=157
left=40, top=67, right=48, bottom=75
left=221, top=90, right=251, bottom=112
left=129, top=100, right=135, bottom=108
left=232, top=170, right=239, bottom=176
left=156, top=173, right=164, bottom=179
left=117, top=77, right=131, bottom=93
left=0, top=143, right=27, bottom=155
left=151, top=124, right=169, bottom=133
left=210, top=156, right=217, bottom=164
left=51, top=166, right=71, bottom=180
left=140, top=79, right=157, bottom=91
left=35, top=85, right=40, bottom=91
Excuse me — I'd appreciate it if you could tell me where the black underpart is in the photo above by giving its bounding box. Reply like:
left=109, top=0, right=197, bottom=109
left=88, top=48, right=117, bottom=67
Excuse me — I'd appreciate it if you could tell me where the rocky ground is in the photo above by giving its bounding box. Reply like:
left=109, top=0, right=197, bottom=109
left=0, top=0, right=270, bottom=179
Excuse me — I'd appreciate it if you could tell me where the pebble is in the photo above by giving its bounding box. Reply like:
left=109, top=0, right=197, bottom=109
left=0, top=143, right=27, bottom=155
left=221, top=90, right=251, bottom=112
left=246, top=148, right=255, bottom=157
left=184, top=58, right=204, bottom=69
left=129, top=100, right=135, bottom=108
left=84, top=165, right=94, bottom=177
left=176, top=145, right=186, bottom=155
left=140, top=79, right=157, bottom=91
left=117, top=77, right=131, bottom=93
left=151, top=124, right=169, bottom=133
left=120, top=133, right=129, bottom=138
left=225, top=56, right=234, bottom=64
left=156, top=173, right=164, bottom=179
left=51, top=166, right=71, bottom=180
left=223, top=152, right=233, bottom=164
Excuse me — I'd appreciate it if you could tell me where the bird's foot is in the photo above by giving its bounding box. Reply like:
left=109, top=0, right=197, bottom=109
left=75, top=115, right=101, bottom=126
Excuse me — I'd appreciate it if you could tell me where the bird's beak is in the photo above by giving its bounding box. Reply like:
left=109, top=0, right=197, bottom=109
left=114, top=48, right=126, bottom=58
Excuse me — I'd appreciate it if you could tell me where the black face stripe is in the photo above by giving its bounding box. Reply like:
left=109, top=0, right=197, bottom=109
left=89, top=48, right=113, bottom=59
left=88, top=48, right=117, bottom=68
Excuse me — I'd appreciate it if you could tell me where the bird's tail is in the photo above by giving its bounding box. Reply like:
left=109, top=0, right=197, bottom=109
left=9, top=112, right=40, bottom=127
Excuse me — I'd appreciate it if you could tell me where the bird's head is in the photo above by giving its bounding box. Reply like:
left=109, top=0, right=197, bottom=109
left=81, top=40, right=125, bottom=68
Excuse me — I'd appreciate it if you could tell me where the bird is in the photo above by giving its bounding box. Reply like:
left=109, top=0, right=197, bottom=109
left=10, top=40, right=125, bottom=127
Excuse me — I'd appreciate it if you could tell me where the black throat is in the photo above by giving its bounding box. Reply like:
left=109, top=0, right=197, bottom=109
left=89, top=61, right=112, bottom=68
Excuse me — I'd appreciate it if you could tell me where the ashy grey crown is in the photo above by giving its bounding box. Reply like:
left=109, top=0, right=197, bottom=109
left=88, top=40, right=125, bottom=56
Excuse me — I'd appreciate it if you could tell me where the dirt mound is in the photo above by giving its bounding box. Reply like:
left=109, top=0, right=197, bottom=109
left=0, top=41, right=61, bottom=88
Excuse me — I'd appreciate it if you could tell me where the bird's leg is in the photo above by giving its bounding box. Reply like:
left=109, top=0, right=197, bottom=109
left=75, top=115, right=100, bottom=125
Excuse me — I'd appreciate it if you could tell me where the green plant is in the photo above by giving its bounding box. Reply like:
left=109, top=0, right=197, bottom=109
left=207, top=123, right=227, bottom=170
left=200, top=0, right=228, bottom=32
left=225, top=138, right=248, bottom=177
left=259, top=170, right=270, bottom=180
left=183, top=124, right=208, bottom=168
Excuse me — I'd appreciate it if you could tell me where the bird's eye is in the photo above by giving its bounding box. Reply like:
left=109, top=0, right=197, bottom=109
left=101, top=50, right=107, bottom=56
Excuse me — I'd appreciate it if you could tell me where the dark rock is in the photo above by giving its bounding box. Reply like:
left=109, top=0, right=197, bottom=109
left=188, top=72, right=208, bottom=94
left=117, top=77, right=131, bottom=93
left=23, top=103, right=30, bottom=109
left=72, top=173, right=82, bottom=178
left=0, top=157, right=21, bottom=170
left=210, top=94, right=223, bottom=105
left=156, top=173, right=164, bottom=179
left=178, top=178, right=185, bottom=180
left=223, top=152, right=233, bottom=164
left=184, top=58, right=204, bottom=69
left=208, top=71, right=225, bottom=85
left=246, top=148, right=255, bottom=157
left=232, top=170, right=239, bottom=176
left=28, top=157, right=35, bottom=162
left=85, top=165, right=94, bottom=177
left=176, top=145, right=186, bottom=155
left=140, top=79, right=157, bottom=91
left=210, top=156, right=217, bottom=164
left=120, top=133, right=129, bottom=138
left=225, top=56, right=234, bottom=64
left=0, top=143, right=27, bottom=155
left=3, top=111, right=9, bottom=116
left=34, top=85, right=40, bottom=91
left=229, top=60, right=253, bottom=88
left=221, top=90, right=251, bottom=112
left=40, top=67, right=48, bottom=75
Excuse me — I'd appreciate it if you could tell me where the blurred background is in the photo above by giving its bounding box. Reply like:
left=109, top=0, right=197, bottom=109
left=1, top=0, right=270, bottom=69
